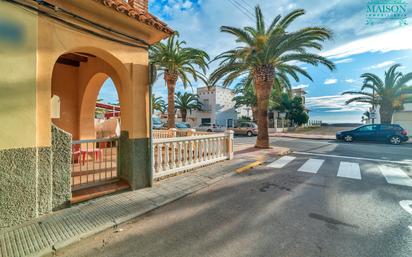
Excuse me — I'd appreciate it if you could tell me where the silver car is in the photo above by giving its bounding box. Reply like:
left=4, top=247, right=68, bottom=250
left=233, top=122, right=258, bottom=137
left=195, top=123, right=225, bottom=132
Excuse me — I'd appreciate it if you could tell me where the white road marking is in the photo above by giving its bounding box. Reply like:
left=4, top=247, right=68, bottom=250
left=267, top=156, right=296, bottom=168
left=380, top=166, right=412, bottom=187
left=298, top=159, right=324, bottom=173
left=400, top=200, right=412, bottom=215
left=337, top=162, right=361, bottom=180
left=399, top=201, right=412, bottom=231
left=294, top=151, right=412, bottom=165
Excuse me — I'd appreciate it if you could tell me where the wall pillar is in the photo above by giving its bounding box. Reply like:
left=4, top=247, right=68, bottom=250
left=118, top=62, right=151, bottom=189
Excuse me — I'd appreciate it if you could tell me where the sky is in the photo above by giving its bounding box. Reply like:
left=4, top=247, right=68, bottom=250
left=99, top=0, right=412, bottom=123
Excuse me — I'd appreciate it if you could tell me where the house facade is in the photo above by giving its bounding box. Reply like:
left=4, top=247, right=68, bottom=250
left=0, top=0, right=172, bottom=228
left=195, top=86, right=245, bottom=128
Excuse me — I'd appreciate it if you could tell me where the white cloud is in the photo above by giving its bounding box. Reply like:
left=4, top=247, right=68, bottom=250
left=306, top=94, right=370, bottom=112
left=363, top=60, right=395, bottom=70
left=324, top=78, right=338, bottom=85
left=334, top=58, right=353, bottom=64
left=322, top=25, right=412, bottom=59
left=345, top=79, right=356, bottom=83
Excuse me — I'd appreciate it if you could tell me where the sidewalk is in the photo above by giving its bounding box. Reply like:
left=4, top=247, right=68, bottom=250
left=0, top=145, right=287, bottom=257
left=270, top=132, right=335, bottom=140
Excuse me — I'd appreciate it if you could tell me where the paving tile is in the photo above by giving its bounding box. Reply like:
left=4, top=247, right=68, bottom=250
left=0, top=158, right=243, bottom=257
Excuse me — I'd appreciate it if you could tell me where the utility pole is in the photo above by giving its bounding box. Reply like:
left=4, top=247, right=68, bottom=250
left=371, top=87, right=375, bottom=124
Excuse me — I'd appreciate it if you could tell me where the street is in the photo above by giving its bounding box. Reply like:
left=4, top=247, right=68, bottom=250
left=56, top=138, right=412, bottom=257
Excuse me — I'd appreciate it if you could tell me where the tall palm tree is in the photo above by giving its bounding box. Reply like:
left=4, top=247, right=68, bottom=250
left=175, top=92, right=202, bottom=122
left=150, top=33, right=210, bottom=128
left=233, top=79, right=258, bottom=122
left=152, top=94, right=166, bottom=114
left=210, top=6, right=335, bottom=148
left=343, top=64, right=412, bottom=124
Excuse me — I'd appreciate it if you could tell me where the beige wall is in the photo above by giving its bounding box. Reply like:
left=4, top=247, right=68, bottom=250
left=1, top=0, right=167, bottom=150
left=0, top=2, right=37, bottom=149
left=51, top=63, right=80, bottom=139
left=393, top=111, right=412, bottom=133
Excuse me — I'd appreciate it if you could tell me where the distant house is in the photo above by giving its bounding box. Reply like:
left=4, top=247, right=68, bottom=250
left=193, top=86, right=248, bottom=128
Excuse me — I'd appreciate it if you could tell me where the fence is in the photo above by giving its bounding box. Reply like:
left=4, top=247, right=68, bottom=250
left=153, top=129, right=210, bottom=139
left=305, top=120, right=322, bottom=127
left=71, top=137, right=118, bottom=190
left=152, top=131, right=234, bottom=179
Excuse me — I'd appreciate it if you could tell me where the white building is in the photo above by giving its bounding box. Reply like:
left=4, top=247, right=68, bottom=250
left=193, top=86, right=247, bottom=128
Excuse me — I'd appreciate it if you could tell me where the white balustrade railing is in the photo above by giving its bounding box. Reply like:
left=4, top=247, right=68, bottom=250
left=153, top=129, right=211, bottom=139
left=152, top=131, right=234, bottom=179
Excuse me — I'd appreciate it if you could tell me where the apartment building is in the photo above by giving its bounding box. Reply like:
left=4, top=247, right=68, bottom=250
left=194, top=86, right=246, bottom=127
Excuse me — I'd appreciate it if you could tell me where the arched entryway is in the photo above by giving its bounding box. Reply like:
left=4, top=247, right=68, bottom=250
left=51, top=49, right=130, bottom=201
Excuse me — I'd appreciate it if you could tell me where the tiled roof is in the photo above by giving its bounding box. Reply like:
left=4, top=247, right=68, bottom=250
left=95, top=0, right=173, bottom=35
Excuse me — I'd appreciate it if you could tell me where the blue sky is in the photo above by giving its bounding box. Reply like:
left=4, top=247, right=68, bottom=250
left=99, top=0, right=412, bottom=123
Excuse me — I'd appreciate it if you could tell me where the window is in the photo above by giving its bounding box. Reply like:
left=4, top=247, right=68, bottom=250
left=380, top=125, right=394, bottom=131
left=201, top=118, right=211, bottom=125
left=358, top=125, right=378, bottom=132
left=240, top=123, right=249, bottom=128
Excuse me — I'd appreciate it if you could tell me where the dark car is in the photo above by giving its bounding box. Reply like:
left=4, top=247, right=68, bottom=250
left=336, top=124, right=408, bottom=145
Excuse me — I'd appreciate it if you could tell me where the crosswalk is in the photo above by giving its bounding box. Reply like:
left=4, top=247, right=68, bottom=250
left=268, top=156, right=412, bottom=187
left=337, top=162, right=361, bottom=180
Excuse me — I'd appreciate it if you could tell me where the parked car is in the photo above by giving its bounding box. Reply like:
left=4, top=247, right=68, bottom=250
left=175, top=122, right=191, bottom=131
left=152, top=117, right=164, bottom=130
left=336, top=124, right=408, bottom=145
left=195, top=123, right=225, bottom=132
left=233, top=122, right=258, bottom=137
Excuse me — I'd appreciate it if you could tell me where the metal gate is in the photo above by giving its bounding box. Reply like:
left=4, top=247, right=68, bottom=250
left=71, top=137, right=119, bottom=190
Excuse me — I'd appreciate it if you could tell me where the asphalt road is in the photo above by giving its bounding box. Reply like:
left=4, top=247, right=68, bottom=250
left=56, top=137, right=412, bottom=257
left=236, top=136, right=412, bottom=162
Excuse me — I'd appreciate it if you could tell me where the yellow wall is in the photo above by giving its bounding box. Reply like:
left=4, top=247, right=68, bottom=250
left=51, top=63, right=80, bottom=139
left=0, top=2, right=37, bottom=149
left=1, top=0, right=168, bottom=150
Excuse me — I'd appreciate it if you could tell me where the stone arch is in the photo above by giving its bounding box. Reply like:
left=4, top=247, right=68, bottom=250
left=51, top=47, right=131, bottom=140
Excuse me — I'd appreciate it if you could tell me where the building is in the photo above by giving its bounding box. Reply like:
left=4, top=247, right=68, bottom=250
left=0, top=0, right=172, bottom=228
left=195, top=86, right=243, bottom=128
left=292, top=87, right=307, bottom=106
left=393, top=98, right=412, bottom=132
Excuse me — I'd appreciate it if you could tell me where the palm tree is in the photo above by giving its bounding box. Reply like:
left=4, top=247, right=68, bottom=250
left=152, top=94, right=166, bottom=114
left=233, top=79, right=258, bottom=121
left=343, top=64, right=412, bottom=124
left=210, top=6, right=335, bottom=148
left=150, top=33, right=210, bottom=128
left=175, top=92, right=202, bottom=122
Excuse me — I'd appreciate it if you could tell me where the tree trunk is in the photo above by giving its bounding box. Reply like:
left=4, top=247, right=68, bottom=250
left=379, top=102, right=394, bottom=124
left=181, top=109, right=187, bottom=122
left=165, top=71, right=178, bottom=129
left=253, top=65, right=274, bottom=149
left=252, top=105, right=258, bottom=123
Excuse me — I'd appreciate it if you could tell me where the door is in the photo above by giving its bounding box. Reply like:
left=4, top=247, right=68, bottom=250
left=227, top=119, right=233, bottom=128
left=354, top=124, right=378, bottom=141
